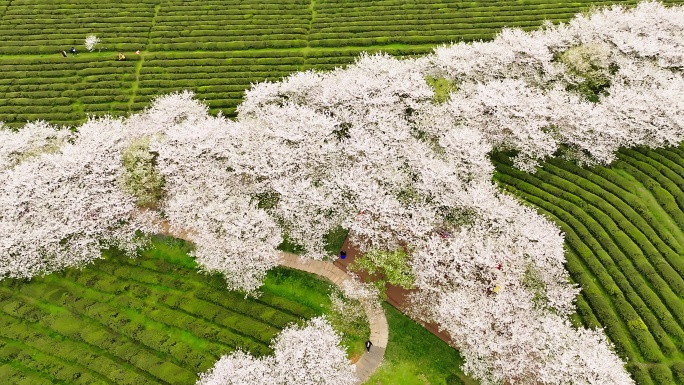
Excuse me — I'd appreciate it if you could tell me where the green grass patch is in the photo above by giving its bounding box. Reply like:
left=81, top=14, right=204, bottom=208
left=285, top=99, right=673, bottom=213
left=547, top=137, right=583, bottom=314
left=364, top=303, right=475, bottom=385
left=325, top=225, right=349, bottom=257
left=261, top=266, right=370, bottom=358
left=276, top=232, right=306, bottom=255
left=144, top=235, right=198, bottom=270
left=261, top=267, right=330, bottom=314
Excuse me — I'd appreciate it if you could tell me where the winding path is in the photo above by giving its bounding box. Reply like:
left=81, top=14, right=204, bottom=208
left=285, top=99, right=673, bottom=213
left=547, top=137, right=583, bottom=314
left=335, top=238, right=454, bottom=344
left=155, top=218, right=388, bottom=382
left=279, top=251, right=388, bottom=383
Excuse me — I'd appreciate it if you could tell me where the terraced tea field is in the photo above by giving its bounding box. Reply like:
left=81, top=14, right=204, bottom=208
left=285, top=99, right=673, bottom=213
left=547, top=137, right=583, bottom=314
left=0, top=237, right=334, bottom=385
left=4, top=1, right=684, bottom=384
left=494, top=147, right=684, bottom=385
left=2, top=0, right=683, bottom=127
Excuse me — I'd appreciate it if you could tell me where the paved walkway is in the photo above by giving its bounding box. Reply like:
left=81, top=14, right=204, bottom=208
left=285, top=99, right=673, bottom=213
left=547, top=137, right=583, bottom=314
left=279, top=251, right=388, bottom=383
left=334, top=237, right=454, bottom=344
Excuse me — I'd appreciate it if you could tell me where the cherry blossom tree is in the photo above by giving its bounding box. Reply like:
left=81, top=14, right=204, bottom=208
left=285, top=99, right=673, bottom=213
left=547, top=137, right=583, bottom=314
left=196, top=351, right=270, bottom=385
left=84, top=35, right=101, bottom=52
left=0, top=118, right=158, bottom=279
left=131, top=92, right=284, bottom=293
left=197, top=317, right=356, bottom=385
left=331, top=275, right=381, bottom=325
left=430, top=287, right=634, bottom=385
left=229, top=4, right=684, bottom=382
left=0, top=120, right=72, bottom=170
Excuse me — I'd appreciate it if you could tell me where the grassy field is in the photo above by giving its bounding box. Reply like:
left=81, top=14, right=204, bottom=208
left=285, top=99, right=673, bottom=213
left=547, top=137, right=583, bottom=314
left=363, top=303, right=476, bottom=385
left=0, top=236, right=366, bottom=384
left=493, top=146, right=684, bottom=385
left=2, top=0, right=683, bottom=127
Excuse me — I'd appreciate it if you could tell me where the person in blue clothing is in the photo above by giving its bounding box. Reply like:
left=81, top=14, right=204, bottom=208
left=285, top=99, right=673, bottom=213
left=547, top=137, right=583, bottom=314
left=70, top=47, right=76, bottom=56
left=340, top=250, right=347, bottom=260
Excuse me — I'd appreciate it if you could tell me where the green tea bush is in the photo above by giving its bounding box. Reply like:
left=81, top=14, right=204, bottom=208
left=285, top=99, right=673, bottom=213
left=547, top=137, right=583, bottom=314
left=561, top=166, right=682, bottom=257
left=0, top=232, right=342, bottom=383
left=574, top=292, right=602, bottom=329
left=628, top=364, right=655, bottom=385
left=671, top=361, right=684, bottom=384
left=656, top=148, right=684, bottom=172
left=619, top=162, right=684, bottom=226
left=650, top=364, right=675, bottom=385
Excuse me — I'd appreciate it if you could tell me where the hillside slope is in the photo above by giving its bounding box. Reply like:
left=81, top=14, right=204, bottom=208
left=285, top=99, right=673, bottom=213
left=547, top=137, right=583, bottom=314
left=494, top=147, right=684, bottom=385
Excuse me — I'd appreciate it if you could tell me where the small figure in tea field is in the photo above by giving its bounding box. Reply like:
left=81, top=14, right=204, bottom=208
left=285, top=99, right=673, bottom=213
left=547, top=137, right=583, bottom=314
left=70, top=47, right=76, bottom=56
left=117, top=52, right=126, bottom=61
left=61, top=50, right=68, bottom=58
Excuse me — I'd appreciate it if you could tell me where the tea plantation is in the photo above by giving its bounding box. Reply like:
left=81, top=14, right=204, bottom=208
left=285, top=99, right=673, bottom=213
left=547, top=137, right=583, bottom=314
left=2, top=0, right=682, bottom=127
left=0, top=237, right=337, bottom=385
left=494, top=147, right=684, bottom=385
left=4, top=1, right=684, bottom=385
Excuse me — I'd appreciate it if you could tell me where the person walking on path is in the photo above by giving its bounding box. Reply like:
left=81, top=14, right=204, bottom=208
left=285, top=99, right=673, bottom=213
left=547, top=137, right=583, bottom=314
left=70, top=47, right=76, bottom=56
left=61, top=50, right=68, bottom=58
left=365, top=340, right=373, bottom=352
left=340, top=250, right=347, bottom=260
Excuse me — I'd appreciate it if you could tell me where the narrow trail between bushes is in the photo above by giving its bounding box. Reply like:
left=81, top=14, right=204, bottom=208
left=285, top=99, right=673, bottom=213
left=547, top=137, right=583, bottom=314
left=128, top=3, right=160, bottom=107
left=279, top=251, right=388, bottom=383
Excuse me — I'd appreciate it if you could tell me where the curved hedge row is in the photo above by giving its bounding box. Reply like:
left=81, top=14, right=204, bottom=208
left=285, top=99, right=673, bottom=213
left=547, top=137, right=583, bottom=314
left=493, top=147, right=684, bottom=385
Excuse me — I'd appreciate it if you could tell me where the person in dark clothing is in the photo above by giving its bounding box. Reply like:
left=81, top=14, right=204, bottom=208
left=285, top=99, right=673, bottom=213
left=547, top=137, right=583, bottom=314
left=340, top=250, right=347, bottom=260
left=365, top=340, right=373, bottom=352
left=70, top=47, right=76, bottom=55
left=61, top=50, right=68, bottom=57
